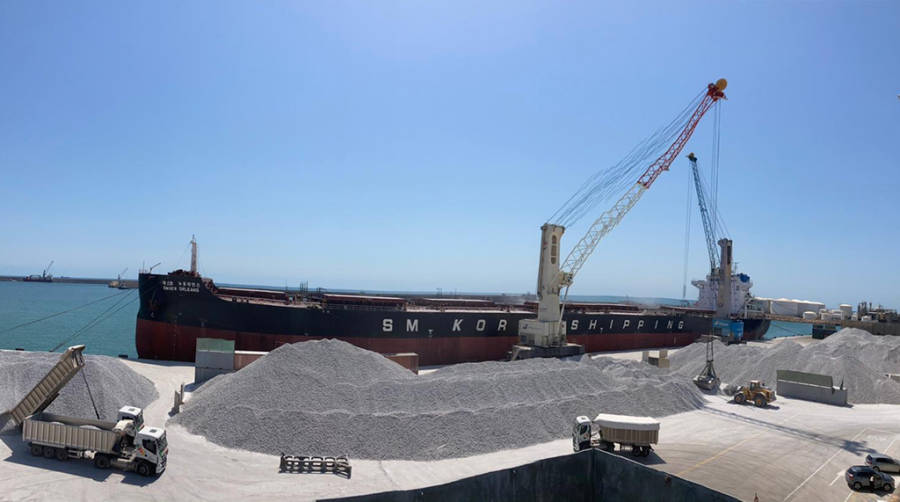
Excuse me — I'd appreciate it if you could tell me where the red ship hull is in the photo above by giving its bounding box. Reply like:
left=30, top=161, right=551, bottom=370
left=136, top=318, right=703, bottom=365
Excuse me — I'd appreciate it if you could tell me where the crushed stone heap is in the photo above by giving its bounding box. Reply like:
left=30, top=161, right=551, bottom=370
left=669, top=328, right=900, bottom=404
left=174, top=338, right=705, bottom=460
left=0, top=350, right=158, bottom=434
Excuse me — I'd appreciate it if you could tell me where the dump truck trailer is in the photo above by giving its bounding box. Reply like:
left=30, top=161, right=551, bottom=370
left=573, top=413, right=660, bottom=457
left=7, top=345, right=86, bottom=426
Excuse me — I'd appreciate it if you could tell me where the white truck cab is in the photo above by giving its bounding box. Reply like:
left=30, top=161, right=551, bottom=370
left=135, top=426, right=168, bottom=474
left=114, top=405, right=168, bottom=475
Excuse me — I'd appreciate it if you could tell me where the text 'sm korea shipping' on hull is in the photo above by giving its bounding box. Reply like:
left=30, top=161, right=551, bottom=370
left=135, top=272, right=769, bottom=364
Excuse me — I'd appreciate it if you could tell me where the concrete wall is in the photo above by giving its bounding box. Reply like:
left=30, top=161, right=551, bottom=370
left=777, top=369, right=833, bottom=388
left=777, top=380, right=848, bottom=406
left=321, top=450, right=738, bottom=502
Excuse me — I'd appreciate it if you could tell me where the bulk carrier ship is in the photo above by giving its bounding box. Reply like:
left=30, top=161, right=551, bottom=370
left=135, top=241, right=769, bottom=364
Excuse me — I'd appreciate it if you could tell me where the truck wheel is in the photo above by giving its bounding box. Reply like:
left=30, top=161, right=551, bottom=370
left=137, top=461, right=152, bottom=477
left=631, top=446, right=641, bottom=456
left=734, top=393, right=745, bottom=404
left=754, top=395, right=766, bottom=407
left=885, top=483, right=894, bottom=493
left=42, top=446, right=55, bottom=458
left=94, top=454, right=111, bottom=469
left=853, top=481, right=861, bottom=490
left=55, top=448, right=68, bottom=461
left=30, top=444, right=42, bottom=456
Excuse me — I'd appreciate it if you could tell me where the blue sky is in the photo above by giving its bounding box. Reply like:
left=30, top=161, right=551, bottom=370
left=1, top=1, right=898, bottom=308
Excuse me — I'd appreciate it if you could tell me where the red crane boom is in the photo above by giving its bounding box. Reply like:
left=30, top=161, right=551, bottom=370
left=637, top=79, right=728, bottom=189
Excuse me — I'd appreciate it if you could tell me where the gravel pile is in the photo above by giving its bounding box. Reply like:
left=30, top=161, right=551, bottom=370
left=174, top=339, right=705, bottom=460
left=669, top=328, right=900, bottom=404
left=0, top=350, right=158, bottom=434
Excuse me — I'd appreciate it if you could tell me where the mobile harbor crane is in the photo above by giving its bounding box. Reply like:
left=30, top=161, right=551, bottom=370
left=687, top=151, right=752, bottom=346
left=512, top=79, right=728, bottom=359
left=4, top=345, right=167, bottom=476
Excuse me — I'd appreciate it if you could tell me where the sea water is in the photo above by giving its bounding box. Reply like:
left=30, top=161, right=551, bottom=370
left=0, top=281, right=804, bottom=357
left=0, top=281, right=139, bottom=357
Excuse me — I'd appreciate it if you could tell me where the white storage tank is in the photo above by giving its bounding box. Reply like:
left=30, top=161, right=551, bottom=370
left=752, top=297, right=773, bottom=314
left=840, top=304, right=852, bottom=319
left=802, top=311, right=817, bottom=320
left=771, top=298, right=799, bottom=317
left=862, top=315, right=873, bottom=322
left=821, top=312, right=831, bottom=320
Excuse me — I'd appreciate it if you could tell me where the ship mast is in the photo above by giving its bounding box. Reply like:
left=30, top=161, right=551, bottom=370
left=190, top=235, right=198, bottom=276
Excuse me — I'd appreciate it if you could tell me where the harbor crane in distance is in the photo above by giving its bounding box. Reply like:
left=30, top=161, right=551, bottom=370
left=687, top=152, right=746, bottom=345
left=687, top=153, right=719, bottom=274
left=513, top=79, right=728, bottom=360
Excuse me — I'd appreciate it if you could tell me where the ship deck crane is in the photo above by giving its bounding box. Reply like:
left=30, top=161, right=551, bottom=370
left=43, top=260, right=54, bottom=279
left=687, top=153, right=719, bottom=274
left=514, top=79, right=728, bottom=358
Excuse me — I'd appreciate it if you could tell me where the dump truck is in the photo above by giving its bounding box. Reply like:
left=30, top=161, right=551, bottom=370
left=572, top=413, right=660, bottom=457
left=6, top=345, right=168, bottom=476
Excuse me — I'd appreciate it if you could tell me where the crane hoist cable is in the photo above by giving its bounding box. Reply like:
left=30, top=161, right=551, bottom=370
left=681, top=164, right=693, bottom=299
left=0, top=289, right=131, bottom=335
left=548, top=90, right=708, bottom=228
left=49, top=289, right=138, bottom=352
left=559, top=81, right=727, bottom=294
left=81, top=366, right=102, bottom=420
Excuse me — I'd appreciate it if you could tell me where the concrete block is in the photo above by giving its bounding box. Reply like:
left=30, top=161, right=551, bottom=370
left=195, top=367, right=233, bottom=383
left=196, top=337, right=235, bottom=353
left=776, top=369, right=832, bottom=388
left=196, top=350, right=235, bottom=370
left=776, top=380, right=847, bottom=406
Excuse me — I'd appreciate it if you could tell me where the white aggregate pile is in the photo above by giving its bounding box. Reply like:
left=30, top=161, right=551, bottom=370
left=670, top=328, right=900, bottom=404
left=174, top=339, right=705, bottom=460
left=0, top=350, right=158, bottom=434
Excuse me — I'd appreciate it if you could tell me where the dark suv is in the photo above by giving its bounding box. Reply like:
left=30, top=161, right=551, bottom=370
left=846, top=465, right=895, bottom=492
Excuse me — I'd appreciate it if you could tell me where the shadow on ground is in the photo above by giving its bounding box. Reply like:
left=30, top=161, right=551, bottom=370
left=0, top=432, right=158, bottom=485
left=700, top=407, right=877, bottom=457
left=608, top=447, right=667, bottom=466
